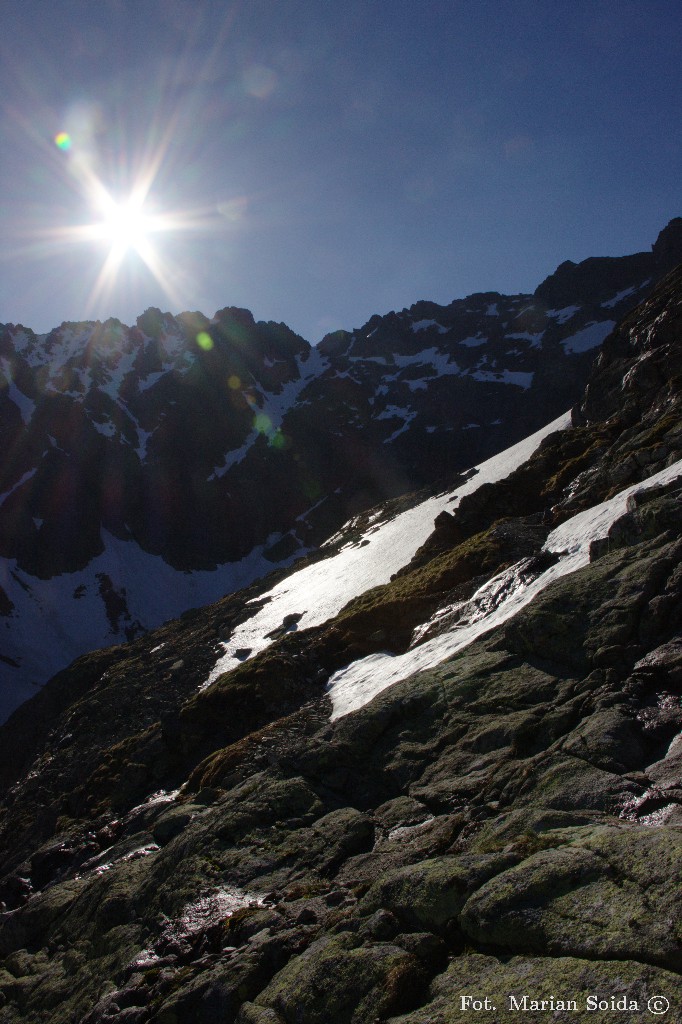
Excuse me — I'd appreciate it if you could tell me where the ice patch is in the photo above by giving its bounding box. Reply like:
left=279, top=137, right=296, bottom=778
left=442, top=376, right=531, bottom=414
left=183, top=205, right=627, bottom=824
left=129, top=885, right=264, bottom=970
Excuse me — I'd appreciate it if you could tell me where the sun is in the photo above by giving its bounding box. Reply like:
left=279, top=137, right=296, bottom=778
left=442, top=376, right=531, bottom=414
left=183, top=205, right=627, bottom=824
left=88, top=188, right=161, bottom=260
left=69, top=178, right=186, bottom=310
left=98, top=196, right=152, bottom=255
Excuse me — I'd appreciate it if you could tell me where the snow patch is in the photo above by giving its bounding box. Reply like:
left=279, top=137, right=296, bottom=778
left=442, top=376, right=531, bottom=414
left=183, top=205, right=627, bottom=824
left=91, top=419, right=117, bottom=438
left=562, top=321, right=615, bottom=354
left=0, top=364, right=36, bottom=424
left=546, top=305, right=581, bottom=324
left=470, top=369, right=534, bottom=389
left=0, top=468, right=37, bottom=506
left=602, top=287, right=636, bottom=309
left=505, top=331, right=544, bottom=347
left=411, top=319, right=449, bottom=334
left=0, top=530, right=306, bottom=723
left=457, top=335, right=487, bottom=348
left=210, top=349, right=328, bottom=478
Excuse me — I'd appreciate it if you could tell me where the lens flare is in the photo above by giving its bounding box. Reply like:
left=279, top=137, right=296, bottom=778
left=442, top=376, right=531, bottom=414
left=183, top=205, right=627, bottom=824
left=270, top=429, right=287, bottom=450
left=196, top=331, right=214, bottom=351
left=6, top=3, right=248, bottom=326
left=254, top=413, right=271, bottom=434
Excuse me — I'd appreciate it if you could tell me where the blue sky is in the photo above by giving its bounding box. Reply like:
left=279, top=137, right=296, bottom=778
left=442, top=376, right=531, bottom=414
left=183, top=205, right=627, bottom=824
left=1, top=0, right=680, bottom=343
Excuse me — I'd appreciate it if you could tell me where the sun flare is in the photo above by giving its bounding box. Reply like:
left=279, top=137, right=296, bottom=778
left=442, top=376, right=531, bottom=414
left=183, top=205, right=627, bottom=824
left=31, top=122, right=231, bottom=318
left=97, top=196, right=153, bottom=254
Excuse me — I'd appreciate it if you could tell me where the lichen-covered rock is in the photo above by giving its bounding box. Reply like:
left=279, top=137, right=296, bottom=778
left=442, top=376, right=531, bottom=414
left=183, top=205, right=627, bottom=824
left=359, top=854, right=515, bottom=937
left=389, top=953, right=682, bottom=1024
left=254, top=934, right=426, bottom=1024
left=460, top=826, right=682, bottom=971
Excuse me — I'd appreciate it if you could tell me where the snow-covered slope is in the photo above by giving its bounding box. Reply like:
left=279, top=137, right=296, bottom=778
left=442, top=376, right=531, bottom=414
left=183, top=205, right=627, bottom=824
left=327, top=455, right=682, bottom=718
left=0, top=532, right=303, bottom=722
left=205, top=413, right=571, bottom=686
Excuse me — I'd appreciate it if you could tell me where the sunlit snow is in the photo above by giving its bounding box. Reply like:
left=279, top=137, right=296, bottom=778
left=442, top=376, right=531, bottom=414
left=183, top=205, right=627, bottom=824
left=327, top=456, right=682, bottom=719
left=204, top=412, right=571, bottom=687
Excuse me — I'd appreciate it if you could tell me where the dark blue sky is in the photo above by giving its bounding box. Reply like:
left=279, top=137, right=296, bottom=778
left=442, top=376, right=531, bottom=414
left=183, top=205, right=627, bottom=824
left=1, top=0, right=680, bottom=342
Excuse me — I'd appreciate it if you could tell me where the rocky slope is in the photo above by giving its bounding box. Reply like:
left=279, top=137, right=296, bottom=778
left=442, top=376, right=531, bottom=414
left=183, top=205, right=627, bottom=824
left=2, top=220, right=681, bottom=720
left=0, top=262, right=680, bottom=1021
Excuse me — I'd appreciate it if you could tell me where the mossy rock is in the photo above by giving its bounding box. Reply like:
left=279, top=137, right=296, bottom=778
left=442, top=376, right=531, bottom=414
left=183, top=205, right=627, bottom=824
left=152, top=806, right=202, bottom=845
left=561, top=708, right=647, bottom=772
left=255, top=933, right=425, bottom=1024
left=469, top=807, right=608, bottom=854
left=517, top=755, right=643, bottom=813
left=238, top=1005, right=284, bottom=1024
left=359, top=853, right=514, bottom=937
left=390, top=952, right=682, bottom=1023
left=460, top=825, right=682, bottom=970
left=210, top=775, right=325, bottom=844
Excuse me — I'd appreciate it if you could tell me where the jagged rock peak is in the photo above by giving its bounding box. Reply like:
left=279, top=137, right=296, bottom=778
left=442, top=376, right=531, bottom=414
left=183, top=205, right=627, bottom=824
left=652, top=216, right=682, bottom=270
left=534, top=218, right=681, bottom=310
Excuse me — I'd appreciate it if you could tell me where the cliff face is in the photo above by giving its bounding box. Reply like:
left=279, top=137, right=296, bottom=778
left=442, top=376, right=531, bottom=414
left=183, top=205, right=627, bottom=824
left=2, top=221, right=682, bottom=722
left=0, top=265, right=681, bottom=1021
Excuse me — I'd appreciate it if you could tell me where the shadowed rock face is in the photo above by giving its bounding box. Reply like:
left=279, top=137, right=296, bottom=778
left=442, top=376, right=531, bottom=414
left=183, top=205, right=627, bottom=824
left=0, top=258, right=681, bottom=1022
left=2, top=221, right=682, bottom=722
